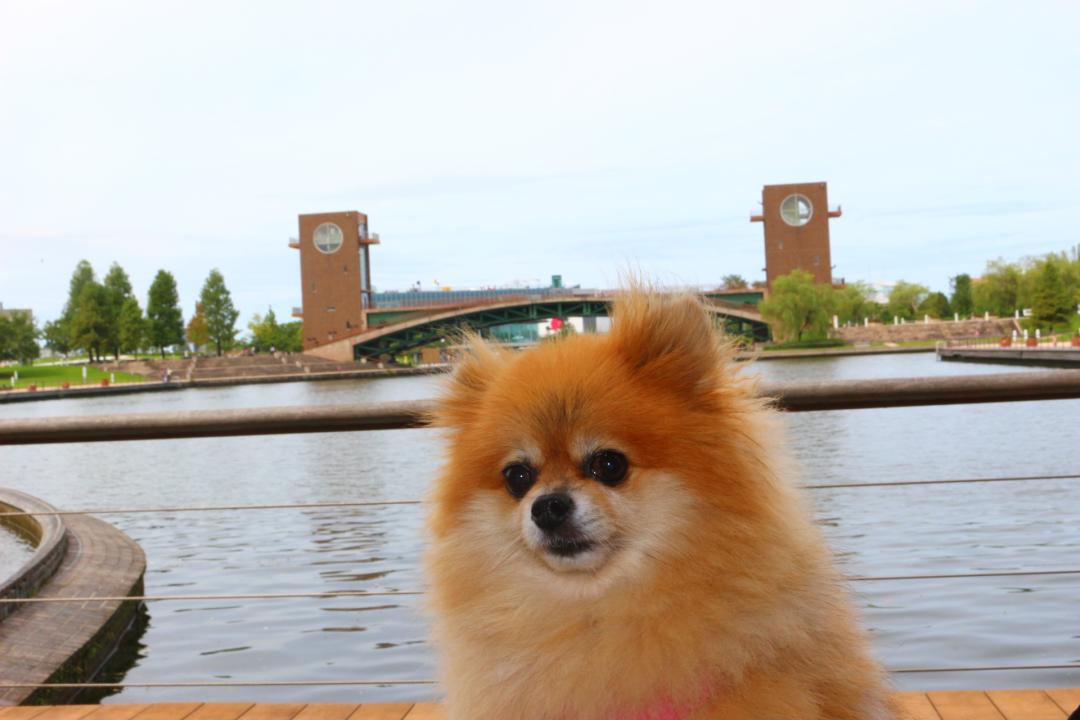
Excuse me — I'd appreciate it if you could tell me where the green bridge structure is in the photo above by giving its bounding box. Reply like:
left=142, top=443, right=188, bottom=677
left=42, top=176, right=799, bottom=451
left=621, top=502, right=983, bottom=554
left=346, top=292, right=768, bottom=361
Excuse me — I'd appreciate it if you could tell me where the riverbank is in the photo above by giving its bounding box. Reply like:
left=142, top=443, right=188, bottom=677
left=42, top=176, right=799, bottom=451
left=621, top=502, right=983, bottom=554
left=938, top=345, right=1080, bottom=368
left=0, top=346, right=945, bottom=404
left=0, top=365, right=446, bottom=404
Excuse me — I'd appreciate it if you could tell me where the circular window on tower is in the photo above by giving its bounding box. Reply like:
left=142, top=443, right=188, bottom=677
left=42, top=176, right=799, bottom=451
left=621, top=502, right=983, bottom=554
left=779, top=194, right=813, bottom=227
left=313, top=222, right=344, bottom=254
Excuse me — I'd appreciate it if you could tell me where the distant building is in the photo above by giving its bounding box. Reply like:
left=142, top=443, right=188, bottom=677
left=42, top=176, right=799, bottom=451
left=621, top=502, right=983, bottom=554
left=865, top=281, right=897, bottom=305
left=0, top=303, right=33, bottom=322
left=751, top=182, right=842, bottom=287
left=290, top=211, right=379, bottom=352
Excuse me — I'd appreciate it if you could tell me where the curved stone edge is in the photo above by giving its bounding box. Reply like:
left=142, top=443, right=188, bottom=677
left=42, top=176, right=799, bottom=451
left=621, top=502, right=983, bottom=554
left=0, top=489, right=68, bottom=623
left=0, top=510, right=147, bottom=706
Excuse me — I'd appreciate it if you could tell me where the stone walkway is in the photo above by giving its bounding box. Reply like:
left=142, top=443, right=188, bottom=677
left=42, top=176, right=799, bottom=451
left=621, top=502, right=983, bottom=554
left=0, top=513, right=145, bottom=706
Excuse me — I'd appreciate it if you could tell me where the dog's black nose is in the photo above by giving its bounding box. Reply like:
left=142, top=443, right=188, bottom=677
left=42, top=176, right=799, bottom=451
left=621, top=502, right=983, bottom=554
left=531, top=493, right=574, bottom=531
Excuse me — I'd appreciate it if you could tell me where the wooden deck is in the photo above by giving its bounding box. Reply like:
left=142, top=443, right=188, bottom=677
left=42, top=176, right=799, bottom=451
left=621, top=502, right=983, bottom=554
left=1, top=691, right=1077, bottom=720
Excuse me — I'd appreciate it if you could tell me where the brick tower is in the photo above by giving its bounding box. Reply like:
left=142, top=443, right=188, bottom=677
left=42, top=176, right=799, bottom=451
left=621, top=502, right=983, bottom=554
left=751, top=182, right=841, bottom=287
left=291, top=211, right=379, bottom=351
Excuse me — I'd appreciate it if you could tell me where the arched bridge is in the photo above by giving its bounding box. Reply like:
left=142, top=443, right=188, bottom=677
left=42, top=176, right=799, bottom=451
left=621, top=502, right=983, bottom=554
left=318, top=294, right=767, bottom=361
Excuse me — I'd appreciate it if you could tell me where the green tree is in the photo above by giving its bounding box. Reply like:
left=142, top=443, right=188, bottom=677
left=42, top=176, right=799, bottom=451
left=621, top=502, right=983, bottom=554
left=760, top=270, right=832, bottom=343
left=70, top=282, right=109, bottom=361
left=0, top=311, right=41, bottom=365
left=147, top=270, right=185, bottom=358
left=55, top=260, right=97, bottom=353
left=277, top=321, right=304, bottom=352
left=950, top=274, right=976, bottom=317
left=972, top=259, right=1021, bottom=316
left=187, top=302, right=211, bottom=352
left=1031, top=260, right=1073, bottom=328
left=831, top=282, right=873, bottom=325
left=199, top=269, right=240, bottom=356
left=918, top=292, right=951, bottom=319
left=102, top=262, right=135, bottom=359
left=950, top=274, right=974, bottom=317
left=248, top=307, right=281, bottom=353
left=117, top=296, right=147, bottom=355
left=43, top=319, right=73, bottom=357
left=721, top=274, right=749, bottom=290
left=887, top=281, right=929, bottom=321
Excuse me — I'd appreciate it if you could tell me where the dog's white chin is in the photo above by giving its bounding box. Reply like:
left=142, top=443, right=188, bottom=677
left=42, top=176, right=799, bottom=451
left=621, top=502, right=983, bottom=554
left=535, top=541, right=614, bottom=573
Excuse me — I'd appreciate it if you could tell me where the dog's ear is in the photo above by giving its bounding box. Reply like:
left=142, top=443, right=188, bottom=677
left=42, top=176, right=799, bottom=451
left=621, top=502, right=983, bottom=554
left=431, top=332, right=507, bottom=429
left=609, top=289, right=725, bottom=396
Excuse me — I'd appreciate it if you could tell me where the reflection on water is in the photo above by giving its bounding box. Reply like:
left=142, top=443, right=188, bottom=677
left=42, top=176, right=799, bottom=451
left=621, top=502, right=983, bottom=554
left=1, top=354, right=1078, bottom=700
left=76, top=603, right=151, bottom=705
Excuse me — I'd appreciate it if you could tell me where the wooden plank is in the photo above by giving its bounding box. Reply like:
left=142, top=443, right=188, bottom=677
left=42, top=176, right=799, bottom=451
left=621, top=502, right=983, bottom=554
left=125, top=704, right=202, bottom=720
left=291, top=706, right=359, bottom=720
left=184, top=706, right=254, bottom=720
left=402, top=706, right=444, bottom=720
left=894, top=692, right=942, bottom=720
left=27, top=708, right=97, bottom=720
left=82, top=705, right=151, bottom=720
left=987, top=690, right=1067, bottom=719
left=0, top=709, right=49, bottom=720
left=238, top=706, right=305, bottom=720
left=929, top=691, right=1006, bottom=720
left=1045, top=689, right=1080, bottom=716
left=348, top=707, right=413, bottom=720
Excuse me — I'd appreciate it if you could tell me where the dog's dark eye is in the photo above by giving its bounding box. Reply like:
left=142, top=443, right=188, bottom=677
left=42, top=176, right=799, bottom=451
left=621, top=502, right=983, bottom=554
left=502, top=463, right=536, bottom=498
left=587, top=450, right=628, bottom=486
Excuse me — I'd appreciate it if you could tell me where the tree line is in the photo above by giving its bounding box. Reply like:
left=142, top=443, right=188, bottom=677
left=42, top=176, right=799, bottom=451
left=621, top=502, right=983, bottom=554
left=0, top=260, right=301, bottom=366
left=39, top=261, right=240, bottom=360
left=761, top=249, right=1080, bottom=344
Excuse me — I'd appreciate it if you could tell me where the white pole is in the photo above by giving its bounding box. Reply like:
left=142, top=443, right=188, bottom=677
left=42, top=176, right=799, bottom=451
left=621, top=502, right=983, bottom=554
left=924, top=314, right=930, bottom=324
left=82, top=366, right=88, bottom=383
left=832, top=315, right=839, bottom=329
left=864, top=318, right=869, bottom=327
left=954, top=312, right=959, bottom=322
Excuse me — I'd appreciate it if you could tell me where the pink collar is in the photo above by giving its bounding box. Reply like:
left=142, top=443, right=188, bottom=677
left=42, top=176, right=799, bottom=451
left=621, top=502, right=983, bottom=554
left=610, top=683, right=717, bottom=720
left=612, top=699, right=685, bottom=720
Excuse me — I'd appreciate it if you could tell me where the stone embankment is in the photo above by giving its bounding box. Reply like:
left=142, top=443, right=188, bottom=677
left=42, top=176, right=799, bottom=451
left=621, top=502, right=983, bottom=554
left=831, top=318, right=1018, bottom=344
left=0, top=488, right=146, bottom=705
left=103, top=353, right=380, bottom=383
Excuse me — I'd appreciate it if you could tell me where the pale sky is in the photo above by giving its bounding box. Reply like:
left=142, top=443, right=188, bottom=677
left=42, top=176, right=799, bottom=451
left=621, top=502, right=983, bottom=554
left=2, top=1, right=1078, bottom=326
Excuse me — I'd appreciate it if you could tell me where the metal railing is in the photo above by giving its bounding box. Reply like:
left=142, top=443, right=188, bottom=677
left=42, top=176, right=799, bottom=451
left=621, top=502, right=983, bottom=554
left=2, top=368, right=1080, bottom=693
left=2, top=370, right=1078, bottom=446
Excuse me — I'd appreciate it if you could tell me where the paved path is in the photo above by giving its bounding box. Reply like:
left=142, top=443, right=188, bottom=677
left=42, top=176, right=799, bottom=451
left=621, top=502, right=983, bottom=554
left=0, top=515, right=145, bottom=706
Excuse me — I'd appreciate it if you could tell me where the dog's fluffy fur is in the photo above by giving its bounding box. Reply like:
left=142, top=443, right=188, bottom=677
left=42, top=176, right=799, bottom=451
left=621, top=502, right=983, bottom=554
left=427, top=290, right=892, bottom=719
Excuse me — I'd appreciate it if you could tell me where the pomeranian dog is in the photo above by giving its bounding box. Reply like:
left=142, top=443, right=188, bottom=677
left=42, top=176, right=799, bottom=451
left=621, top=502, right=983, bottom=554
left=427, top=289, right=892, bottom=719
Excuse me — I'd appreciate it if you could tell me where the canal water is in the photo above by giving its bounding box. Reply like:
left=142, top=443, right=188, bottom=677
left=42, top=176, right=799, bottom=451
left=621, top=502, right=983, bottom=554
left=0, top=526, right=33, bottom=579
left=1, top=352, right=1078, bottom=702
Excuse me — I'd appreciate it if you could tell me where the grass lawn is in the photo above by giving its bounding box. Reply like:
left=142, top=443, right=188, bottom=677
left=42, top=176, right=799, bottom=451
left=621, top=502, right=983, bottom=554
left=0, top=364, right=147, bottom=390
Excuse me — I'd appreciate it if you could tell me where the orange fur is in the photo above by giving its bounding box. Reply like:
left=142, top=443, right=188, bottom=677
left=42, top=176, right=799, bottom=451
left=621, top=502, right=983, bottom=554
left=426, top=290, right=893, bottom=719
